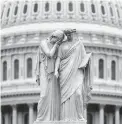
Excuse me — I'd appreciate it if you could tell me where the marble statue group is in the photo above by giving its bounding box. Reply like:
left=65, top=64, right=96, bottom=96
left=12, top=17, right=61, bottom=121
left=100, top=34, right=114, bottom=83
left=34, top=29, right=92, bottom=123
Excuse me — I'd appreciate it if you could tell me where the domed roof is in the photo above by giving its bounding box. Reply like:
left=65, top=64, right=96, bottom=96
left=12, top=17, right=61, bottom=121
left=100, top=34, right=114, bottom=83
left=1, top=0, right=122, bottom=29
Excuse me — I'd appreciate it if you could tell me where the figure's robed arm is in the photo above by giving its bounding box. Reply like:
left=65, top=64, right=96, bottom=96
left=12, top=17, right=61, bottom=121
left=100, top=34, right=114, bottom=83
left=35, top=46, right=41, bottom=85
left=54, top=45, right=62, bottom=78
left=78, top=41, right=92, bottom=105
left=41, top=40, right=59, bottom=58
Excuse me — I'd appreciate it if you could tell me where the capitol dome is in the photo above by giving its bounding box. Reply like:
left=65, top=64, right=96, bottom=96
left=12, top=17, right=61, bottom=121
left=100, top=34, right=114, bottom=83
left=1, top=0, right=122, bottom=124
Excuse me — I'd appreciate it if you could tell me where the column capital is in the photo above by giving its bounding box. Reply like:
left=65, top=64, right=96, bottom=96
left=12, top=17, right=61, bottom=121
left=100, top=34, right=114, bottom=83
left=12, top=104, right=17, bottom=109
left=28, top=103, right=34, bottom=108
left=99, top=104, right=105, bottom=108
left=115, top=105, right=121, bottom=110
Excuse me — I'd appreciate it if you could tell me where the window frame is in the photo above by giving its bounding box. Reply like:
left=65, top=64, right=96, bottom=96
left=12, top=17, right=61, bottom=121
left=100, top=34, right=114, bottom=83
left=109, top=3, right=115, bottom=19
left=32, top=2, right=40, bottom=15
left=80, top=2, right=85, bottom=13
left=6, top=7, right=10, bottom=17
left=26, top=58, right=33, bottom=78
left=14, top=59, right=19, bottom=79
left=101, top=5, right=105, bottom=15
left=55, top=1, right=63, bottom=14
left=14, top=5, right=18, bottom=16
left=2, top=61, right=7, bottom=81
left=111, top=60, right=116, bottom=80
left=12, top=56, right=20, bottom=80
left=56, top=1, right=61, bottom=12
left=44, top=1, right=50, bottom=13
left=115, top=5, right=120, bottom=19
left=91, top=3, right=96, bottom=14
left=68, top=1, right=73, bottom=12
left=25, top=55, right=33, bottom=79
left=1, top=4, right=5, bottom=19
left=98, top=58, right=104, bottom=79
left=12, top=2, right=19, bottom=18
left=22, top=2, right=28, bottom=16
left=110, top=6, right=114, bottom=17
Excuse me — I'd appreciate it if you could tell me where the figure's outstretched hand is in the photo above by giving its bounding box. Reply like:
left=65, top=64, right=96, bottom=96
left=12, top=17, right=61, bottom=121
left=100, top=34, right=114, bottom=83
left=54, top=71, right=59, bottom=78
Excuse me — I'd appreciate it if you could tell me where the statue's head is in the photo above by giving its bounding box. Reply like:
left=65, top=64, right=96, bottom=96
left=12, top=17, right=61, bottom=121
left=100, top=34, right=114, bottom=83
left=64, top=29, right=76, bottom=41
left=50, top=30, right=66, bottom=44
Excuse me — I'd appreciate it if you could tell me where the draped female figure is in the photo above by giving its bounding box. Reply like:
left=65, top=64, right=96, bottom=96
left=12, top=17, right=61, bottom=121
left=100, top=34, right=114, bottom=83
left=34, top=30, right=65, bottom=122
left=55, top=30, right=92, bottom=121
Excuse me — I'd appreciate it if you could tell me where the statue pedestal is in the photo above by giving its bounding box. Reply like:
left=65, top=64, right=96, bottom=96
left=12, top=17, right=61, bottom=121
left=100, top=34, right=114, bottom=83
left=34, top=121, right=87, bottom=124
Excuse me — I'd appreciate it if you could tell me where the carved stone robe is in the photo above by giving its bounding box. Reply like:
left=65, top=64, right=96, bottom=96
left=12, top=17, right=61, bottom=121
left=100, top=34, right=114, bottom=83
left=57, top=40, right=92, bottom=121
left=35, top=39, right=60, bottom=122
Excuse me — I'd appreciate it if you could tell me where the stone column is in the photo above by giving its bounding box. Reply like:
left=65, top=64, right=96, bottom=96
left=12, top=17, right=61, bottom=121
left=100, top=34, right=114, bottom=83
left=12, top=105, right=17, bottom=124
left=4, top=113, right=9, bottom=124
left=99, top=104, right=105, bottom=124
left=28, top=103, right=34, bottom=124
left=18, top=112, right=23, bottom=124
left=108, top=113, right=113, bottom=124
left=1, top=110, right=2, bottom=124
left=115, top=106, right=120, bottom=124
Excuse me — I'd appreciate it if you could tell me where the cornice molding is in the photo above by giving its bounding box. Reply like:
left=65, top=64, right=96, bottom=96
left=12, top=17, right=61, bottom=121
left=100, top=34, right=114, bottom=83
left=1, top=23, right=122, bottom=38
left=1, top=43, right=122, bottom=57
left=1, top=90, right=122, bottom=106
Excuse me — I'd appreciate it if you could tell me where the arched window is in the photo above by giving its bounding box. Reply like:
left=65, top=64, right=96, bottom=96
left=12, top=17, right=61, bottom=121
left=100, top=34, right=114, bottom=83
left=23, top=4, right=27, bottom=14
left=80, top=2, right=85, bottom=12
left=110, top=6, right=113, bottom=17
left=1, top=6, right=5, bottom=19
left=27, top=58, right=32, bottom=78
left=45, top=2, right=49, bottom=12
left=111, top=60, right=116, bottom=80
left=87, top=113, right=93, bottom=124
left=117, top=9, right=120, bottom=18
left=57, top=2, right=61, bottom=11
left=14, top=5, right=18, bottom=15
left=91, top=4, right=95, bottom=13
left=14, top=59, right=19, bottom=79
left=99, top=59, right=104, bottom=79
left=24, top=113, right=29, bottom=124
left=7, top=7, right=10, bottom=17
left=34, top=3, right=38, bottom=13
left=69, top=2, right=73, bottom=12
left=3, top=61, right=7, bottom=81
left=101, top=5, right=105, bottom=15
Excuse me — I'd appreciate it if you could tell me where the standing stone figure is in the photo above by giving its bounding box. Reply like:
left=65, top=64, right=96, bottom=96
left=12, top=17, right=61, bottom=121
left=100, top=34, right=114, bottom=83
left=54, top=29, right=92, bottom=121
left=34, top=30, right=66, bottom=122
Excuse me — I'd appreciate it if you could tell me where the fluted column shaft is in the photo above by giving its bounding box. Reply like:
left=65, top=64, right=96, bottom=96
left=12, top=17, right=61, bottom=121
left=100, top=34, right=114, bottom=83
left=12, top=105, right=17, bottom=124
left=99, top=104, right=105, bottom=124
left=108, top=113, right=113, bottom=124
left=5, top=113, right=9, bottom=124
left=115, top=106, right=120, bottom=124
left=29, top=103, right=34, bottom=124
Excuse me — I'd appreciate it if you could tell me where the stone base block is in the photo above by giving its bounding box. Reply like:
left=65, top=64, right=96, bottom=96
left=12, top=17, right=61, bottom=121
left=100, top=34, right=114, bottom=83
left=33, top=121, right=87, bottom=124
